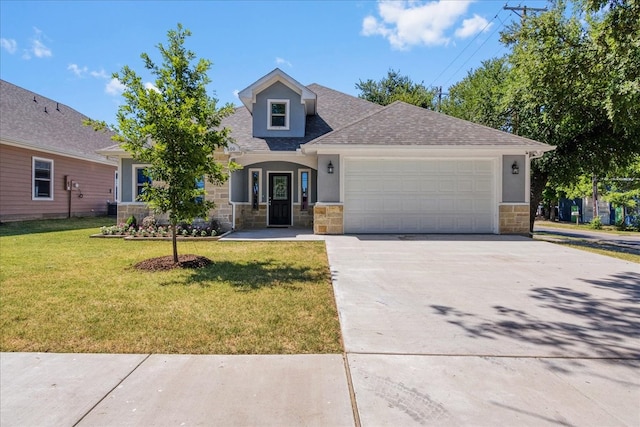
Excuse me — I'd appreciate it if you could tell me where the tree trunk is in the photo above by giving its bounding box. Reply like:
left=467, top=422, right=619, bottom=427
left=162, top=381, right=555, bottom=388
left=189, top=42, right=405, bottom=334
left=529, top=170, right=548, bottom=234
left=171, top=220, right=179, bottom=263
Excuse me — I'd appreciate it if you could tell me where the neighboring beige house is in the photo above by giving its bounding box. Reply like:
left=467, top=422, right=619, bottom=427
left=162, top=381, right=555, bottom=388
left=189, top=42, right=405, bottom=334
left=101, top=68, right=555, bottom=235
left=0, top=80, right=117, bottom=222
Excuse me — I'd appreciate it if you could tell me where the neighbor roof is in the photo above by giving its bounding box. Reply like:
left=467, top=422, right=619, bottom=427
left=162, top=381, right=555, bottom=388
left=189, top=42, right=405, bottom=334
left=304, top=101, right=553, bottom=149
left=0, top=79, right=116, bottom=163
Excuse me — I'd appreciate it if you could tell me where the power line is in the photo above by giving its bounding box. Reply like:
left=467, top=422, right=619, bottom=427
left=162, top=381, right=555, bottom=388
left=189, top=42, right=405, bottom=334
left=428, top=5, right=504, bottom=88
left=441, top=16, right=507, bottom=88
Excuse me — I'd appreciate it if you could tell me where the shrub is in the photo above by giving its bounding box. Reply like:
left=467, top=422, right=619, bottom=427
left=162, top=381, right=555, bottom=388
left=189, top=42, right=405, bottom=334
left=615, top=219, right=628, bottom=231
left=142, top=215, right=157, bottom=228
left=590, top=216, right=603, bottom=230
left=125, top=215, right=137, bottom=228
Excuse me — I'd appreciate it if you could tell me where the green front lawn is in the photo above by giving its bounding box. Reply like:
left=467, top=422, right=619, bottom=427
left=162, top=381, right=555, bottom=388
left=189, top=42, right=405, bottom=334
left=0, top=218, right=342, bottom=354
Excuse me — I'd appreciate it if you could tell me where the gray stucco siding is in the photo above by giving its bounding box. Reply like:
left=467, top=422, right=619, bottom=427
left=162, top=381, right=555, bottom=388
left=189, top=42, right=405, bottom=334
left=253, top=82, right=306, bottom=138
left=121, top=158, right=136, bottom=202
left=231, top=161, right=316, bottom=204
left=502, top=155, right=526, bottom=202
left=317, top=154, right=340, bottom=203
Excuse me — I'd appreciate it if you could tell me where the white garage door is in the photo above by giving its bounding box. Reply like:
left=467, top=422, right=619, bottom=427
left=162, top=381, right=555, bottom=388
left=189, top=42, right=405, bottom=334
left=344, top=158, right=496, bottom=233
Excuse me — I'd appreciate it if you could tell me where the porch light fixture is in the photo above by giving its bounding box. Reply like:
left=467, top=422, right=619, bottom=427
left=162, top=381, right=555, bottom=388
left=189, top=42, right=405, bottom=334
left=328, top=161, right=334, bottom=174
left=512, top=161, right=520, bottom=175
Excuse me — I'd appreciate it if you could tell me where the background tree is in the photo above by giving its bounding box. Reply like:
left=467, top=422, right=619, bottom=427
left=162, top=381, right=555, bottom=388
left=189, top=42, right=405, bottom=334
left=501, top=1, right=640, bottom=229
left=356, top=69, right=437, bottom=109
left=114, top=24, right=234, bottom=263
left=440, top=57, right=511, bottom=131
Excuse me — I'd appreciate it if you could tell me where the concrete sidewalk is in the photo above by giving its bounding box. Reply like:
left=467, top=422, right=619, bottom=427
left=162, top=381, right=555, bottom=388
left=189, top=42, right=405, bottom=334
left=1, top=353, right=355, bottom=426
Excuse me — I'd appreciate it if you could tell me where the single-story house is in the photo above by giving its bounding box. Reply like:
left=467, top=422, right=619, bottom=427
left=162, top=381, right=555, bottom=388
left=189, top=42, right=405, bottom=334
left=101, top=68, right=554, bottom=235
left=0, top=80, right=118, bottom=222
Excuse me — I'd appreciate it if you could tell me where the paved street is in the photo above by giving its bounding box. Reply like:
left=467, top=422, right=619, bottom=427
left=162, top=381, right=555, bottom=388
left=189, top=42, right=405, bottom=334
left=534, top=223, right=640, bottom=253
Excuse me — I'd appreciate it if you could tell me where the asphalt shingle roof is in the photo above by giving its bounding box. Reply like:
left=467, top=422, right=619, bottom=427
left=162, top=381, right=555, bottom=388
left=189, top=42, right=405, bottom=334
left=0, top=80, right=116, bottom=163
left=222, top=83, right=383, bottom=152
left=306, top=100, right=551, bottom=148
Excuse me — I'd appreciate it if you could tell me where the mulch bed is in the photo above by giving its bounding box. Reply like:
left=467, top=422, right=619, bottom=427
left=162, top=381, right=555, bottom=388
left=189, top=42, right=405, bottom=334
left=134, top=254, right=213, bottom=271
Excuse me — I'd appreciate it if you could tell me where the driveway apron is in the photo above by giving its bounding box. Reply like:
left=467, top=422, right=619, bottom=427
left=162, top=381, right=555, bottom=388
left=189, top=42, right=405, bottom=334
left=325, top=234, right=640, bottom=426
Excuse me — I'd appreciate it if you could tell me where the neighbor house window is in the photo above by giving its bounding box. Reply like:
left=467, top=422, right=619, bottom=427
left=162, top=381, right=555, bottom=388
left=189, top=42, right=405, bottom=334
left=32, top=157, right=53, bottom=200
left=267, top=99, right=289, bottom=130
left=299, top=169, right=310, bottom=211
left=135, top=166, right=152, bottom=200
left=249, top=168, right=262, bottom=210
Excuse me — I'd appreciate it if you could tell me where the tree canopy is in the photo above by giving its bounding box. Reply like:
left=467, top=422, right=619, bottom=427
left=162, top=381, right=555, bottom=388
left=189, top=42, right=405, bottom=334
left=356, top=69, right=437, bottom=109
left=113, top=24, right=235, bottom=262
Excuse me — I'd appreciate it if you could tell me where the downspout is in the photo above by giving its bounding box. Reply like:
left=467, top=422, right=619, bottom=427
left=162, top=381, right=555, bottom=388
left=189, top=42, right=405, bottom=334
left=231, top=202, right=237, bottom=230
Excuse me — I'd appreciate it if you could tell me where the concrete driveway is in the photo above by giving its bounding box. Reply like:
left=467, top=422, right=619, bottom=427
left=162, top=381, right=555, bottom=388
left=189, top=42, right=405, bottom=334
left=326, top=234, right=640, bottom=426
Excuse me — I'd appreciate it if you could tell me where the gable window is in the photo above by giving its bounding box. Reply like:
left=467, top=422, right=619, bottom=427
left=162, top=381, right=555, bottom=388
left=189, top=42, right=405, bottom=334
left=32, top=157, right=53, bottom=200
left=249, top=168, right=262, bottom=210
left=299, top=169, right=310, bottom=211
left=267, top=99, right=289, bottom=130
left=135, top=166, right=152, bottom=200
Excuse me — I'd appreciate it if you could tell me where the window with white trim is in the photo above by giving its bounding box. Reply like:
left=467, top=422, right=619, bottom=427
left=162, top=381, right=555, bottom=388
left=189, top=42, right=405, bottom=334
left=134, top=166, right=152, bottom=201
left=32, top=157, right=53, bottom=200
left=195, top=176, right=205, bottom=204
left=267, top=99, right=290, bottom=130
left=299, top=169, right=310, bottom=211
left=249, top=168, right=262, bottom=210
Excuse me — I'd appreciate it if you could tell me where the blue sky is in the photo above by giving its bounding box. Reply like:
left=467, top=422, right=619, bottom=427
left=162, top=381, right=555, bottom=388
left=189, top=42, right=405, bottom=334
left=0, top=0, right=548, bottom=124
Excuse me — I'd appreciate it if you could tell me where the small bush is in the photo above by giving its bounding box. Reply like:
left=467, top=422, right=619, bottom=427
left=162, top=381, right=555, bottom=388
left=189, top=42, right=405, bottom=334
left=142, top=215, right=157, bottom=228
left=590, top=216, right=603, bottom=230
left=125, top=215, right=137, bottom=228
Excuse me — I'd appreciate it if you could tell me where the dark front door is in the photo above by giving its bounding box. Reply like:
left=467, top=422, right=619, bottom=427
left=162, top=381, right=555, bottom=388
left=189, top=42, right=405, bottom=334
left=269, top=173, right=291, bottom=226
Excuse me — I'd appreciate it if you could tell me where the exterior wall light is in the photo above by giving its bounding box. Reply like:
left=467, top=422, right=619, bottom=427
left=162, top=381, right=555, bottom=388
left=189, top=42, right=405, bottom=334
left=328, top=161, right=334, bottom=174
left=512, top=161, right=520, bottom=174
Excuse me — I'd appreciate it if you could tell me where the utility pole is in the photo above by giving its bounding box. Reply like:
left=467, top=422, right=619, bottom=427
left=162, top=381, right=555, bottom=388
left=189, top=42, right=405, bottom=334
left=504, top=4, right=548, bottom=22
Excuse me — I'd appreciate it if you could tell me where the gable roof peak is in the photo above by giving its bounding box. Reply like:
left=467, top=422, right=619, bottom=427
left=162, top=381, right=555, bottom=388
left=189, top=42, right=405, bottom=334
left=237, top=68, right=317, bottom=115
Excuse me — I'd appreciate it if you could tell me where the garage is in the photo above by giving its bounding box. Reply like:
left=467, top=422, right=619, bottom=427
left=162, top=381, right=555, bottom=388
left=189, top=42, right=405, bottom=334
left=344, top=158, right=496, bottom=233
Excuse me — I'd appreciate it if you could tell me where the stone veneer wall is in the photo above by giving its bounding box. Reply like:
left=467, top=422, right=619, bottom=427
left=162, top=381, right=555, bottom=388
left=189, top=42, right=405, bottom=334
left=293, top=206, right=313, bottom=228
left=235, top=205, right=267, bottom=229
left=313, top=204, right=344, bottom=235
left=117, top=204, right=151, bottom=224
left=234, top=205, right=314, bottom=229
left=499, top=204, right=530, bottom=235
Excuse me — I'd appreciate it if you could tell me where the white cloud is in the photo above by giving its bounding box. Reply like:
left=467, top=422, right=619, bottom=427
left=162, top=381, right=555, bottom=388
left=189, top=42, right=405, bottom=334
left=361, top=0, right=473, bottom=50
left=68, top=63, right=88, bottom=77
left=455, top=14, right=492, bottom=38
left=232, top=89, right=240, bottom=98
left=0, top=38, right=17, bottom=54
left=275, top=57, right=292, bottom=67
left=105, top=78, right=125, bottom=95
left=145, top=82, right=160, bottom=93
left=32, top=39, right=52, bottom=58
left=90, top=69, right=109, bottom=79
left=29, top=28, right=52, bottom=58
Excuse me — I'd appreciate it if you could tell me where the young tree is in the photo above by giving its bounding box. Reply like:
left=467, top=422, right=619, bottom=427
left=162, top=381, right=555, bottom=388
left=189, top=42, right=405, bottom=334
left=356, top=69, right=437, bottom=109
left=114, top=24, right=234, bottom=263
